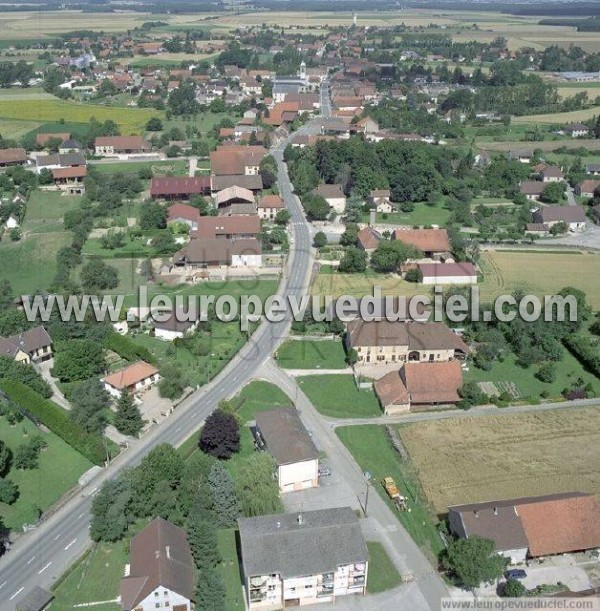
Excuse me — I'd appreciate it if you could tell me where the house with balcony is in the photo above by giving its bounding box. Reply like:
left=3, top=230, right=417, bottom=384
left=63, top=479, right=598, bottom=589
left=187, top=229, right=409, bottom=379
left=239, top=507, right=368, bottom=610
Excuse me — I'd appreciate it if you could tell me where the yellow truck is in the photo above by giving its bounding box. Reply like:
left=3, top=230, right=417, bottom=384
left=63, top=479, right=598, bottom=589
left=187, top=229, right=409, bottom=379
left=382, top=477, right=408, bottom=511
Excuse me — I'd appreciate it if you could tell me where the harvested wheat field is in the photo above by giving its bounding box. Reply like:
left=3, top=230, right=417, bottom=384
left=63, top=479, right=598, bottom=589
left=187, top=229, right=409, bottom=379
left=399, top=407, right=600, bottom=514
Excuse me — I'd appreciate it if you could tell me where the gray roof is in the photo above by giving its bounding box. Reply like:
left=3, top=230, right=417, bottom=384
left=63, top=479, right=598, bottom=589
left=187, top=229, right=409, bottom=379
left=537, top=205, right=587, bottom=223
left=211, top=174, right=263, bottom=192
left=255, top=407, right=319, bottom=466
left=239, top=507, right=368, bottom=579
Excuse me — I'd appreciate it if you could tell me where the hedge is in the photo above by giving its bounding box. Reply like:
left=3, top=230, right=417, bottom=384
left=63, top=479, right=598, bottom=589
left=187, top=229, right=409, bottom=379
left=564, top=335, right=600, bottom=378
left=0, top=380, right=107, bottom=466
left=104, top=332, right=156, bottom=365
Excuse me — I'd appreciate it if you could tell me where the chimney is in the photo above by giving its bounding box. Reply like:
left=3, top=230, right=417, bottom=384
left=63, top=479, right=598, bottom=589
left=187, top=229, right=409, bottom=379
left=369, top=209, right=376, bottom=227
left=474, top=510, right=479, bottom=518
left=297, top=514, right=303, bottom=526
left=493, top=507, right=498, bottom=516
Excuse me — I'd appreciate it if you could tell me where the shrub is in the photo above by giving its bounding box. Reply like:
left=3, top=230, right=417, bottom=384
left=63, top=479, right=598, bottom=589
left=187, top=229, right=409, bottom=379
left=104, top=332, right=156, bottom=365
left=0, top=380, right=108, bottom=465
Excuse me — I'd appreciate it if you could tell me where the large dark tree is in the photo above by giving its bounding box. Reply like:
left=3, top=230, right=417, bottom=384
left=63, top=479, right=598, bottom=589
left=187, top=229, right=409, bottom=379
left=114, top=391, right=143, bottom=437
left=207, top=461, right=241, bottom=527
left=0, top=441, right=12, bottom=477
left=199, top=409, right=240, bottom=459
left=442, top=536, right=508, bottom=588
left=70, top=378, right=111, bottom=434
left=52, top=339, right=106, bottom=383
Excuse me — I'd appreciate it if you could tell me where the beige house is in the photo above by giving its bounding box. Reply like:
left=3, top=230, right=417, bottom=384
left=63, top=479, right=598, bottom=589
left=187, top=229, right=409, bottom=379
left=312, top=184, right=346, bottom=214
left=257, top=194, right=284, bottom=220
left=239, top=507, right=368, bottom=610
left=345, top=320, right=468, bottom=367
left=255, top=407, right=319, bottom=493
left=0, top=326, right=53, bottom=363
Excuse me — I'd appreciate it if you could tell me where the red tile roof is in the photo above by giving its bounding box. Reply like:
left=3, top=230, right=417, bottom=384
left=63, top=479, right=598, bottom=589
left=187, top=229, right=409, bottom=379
left=402, top=361, right=463, bottom=404
left=210, top=145, right=267, bottom=176
left=167, top=203, right=201, bottom=224
left=392, top=228, right=450, bottom=253
left=103, top=360, right=158, bottom=391
left=52, top=166, right=87, bottom=179
left=150, top=176, right=211, bottom=198
left=193, top=215, right=261, bottom=239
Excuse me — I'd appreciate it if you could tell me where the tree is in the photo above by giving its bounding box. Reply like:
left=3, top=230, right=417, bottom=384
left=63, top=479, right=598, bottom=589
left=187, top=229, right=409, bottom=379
left=140, top=203, right=167, bottom=230
left=236, top=453, right=282, bottom=517
left=502, top=578, right=526, bottom=597
left=199, top=409, right=240, bottom=459
left=535, top=362, right=556, bottom=383
left=187, top=506, right=220, bottom=570
left=70, top=378, right=111, bottom=434
left=541, top=181, right=565, bottom=204
left=114, top=390, right=143, bottom=437
left=195, top=566, right=226, bottom=611
left=146, top=117, right=163, bottom=131
left=458, top=381, right=487, bottom=410
left=549, top=220, right=568, bottom=235
left=313, top=231, right=327, bottom=248
left=158, top=363, right=186, bottom=399
left=0, top=441, right=11, bottom=477
left=370, top=241, right=420, bottom=273
left=80, top=259, right=119, bottom=293
left=275, top=209, right=290, bottom=225
left=442, top=536, right=508, bottom=589
left=207, top=461, right=241, bottom=527
left=14, top=442, right=40, bottom=470
left=0, top=479, right=18, bottom=504
left=90, top=476, right=134, bottom=542
left=338, top=247, right=367, bottom=273
left=52, top=339, right=106, bottom=382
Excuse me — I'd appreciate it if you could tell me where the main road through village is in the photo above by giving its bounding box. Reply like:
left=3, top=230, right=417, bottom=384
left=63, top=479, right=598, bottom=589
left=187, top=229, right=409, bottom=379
left=0, top=83, right=449, bottom=611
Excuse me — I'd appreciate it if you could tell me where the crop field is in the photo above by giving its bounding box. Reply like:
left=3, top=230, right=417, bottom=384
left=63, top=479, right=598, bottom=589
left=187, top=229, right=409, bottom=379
left=0, top=99, right=161, bottom=134
left=477, top=138, right=600, bottom=153
left=312, top=270, right=430, bottom=299
left=479, top=250, right=600, bottom=308
left=0, top=118, right=41, bottom=139
left=513, top=106, right=600, bottom=124
left=399, top=407, right=600, bottom=514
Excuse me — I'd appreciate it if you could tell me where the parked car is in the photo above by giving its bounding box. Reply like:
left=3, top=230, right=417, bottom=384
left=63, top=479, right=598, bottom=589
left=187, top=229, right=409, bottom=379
left=318, top=467, right=331, bottom=477
left=505, top=569, right=527, bottom=580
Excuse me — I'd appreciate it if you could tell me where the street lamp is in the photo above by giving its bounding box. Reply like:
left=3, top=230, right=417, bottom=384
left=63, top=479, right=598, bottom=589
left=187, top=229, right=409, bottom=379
left=363, top=471, right=372, bottom=517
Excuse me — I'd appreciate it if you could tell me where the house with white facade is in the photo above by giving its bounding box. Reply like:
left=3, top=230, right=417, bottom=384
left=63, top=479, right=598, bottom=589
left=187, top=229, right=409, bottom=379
left=312, top=184, right=346, bottom=214
left=120, top=517, right=195, bottom=611
left=102, top=360, right=160, bottom=398
left=239, top=507, right=369, bottom=610
left=254, top=407, right=319, bottom=493
left=154, top=310, right=199, bottom=341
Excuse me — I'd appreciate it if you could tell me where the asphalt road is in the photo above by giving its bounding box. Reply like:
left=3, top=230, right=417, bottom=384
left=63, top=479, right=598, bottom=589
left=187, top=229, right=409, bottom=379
left=0, top=123, right=314, bottom=610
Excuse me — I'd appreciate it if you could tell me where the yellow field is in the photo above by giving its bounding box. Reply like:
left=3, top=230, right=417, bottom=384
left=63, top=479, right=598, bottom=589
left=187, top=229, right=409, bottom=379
left=0, top=118, right=40, bottom=139
left=513, top=106, right=600, bottom=124
left=400, top=407, right=600, bottom=514
left=0, top=99, right=162, bottom=134
left=477, top=138, right=600, bottom=153
left=311, top=271, right=426, bottom=299
left=480, top=250, right=600, bottom=308
left=557, top=85, right=600, bottom=100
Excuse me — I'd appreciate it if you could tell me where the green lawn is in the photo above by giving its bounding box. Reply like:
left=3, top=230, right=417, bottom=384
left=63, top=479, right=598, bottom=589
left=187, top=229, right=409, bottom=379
left=336, top=425, right=444, bottom=562
left=276, top=339, right=348, bottom=369
left=0, top=415, right=93, bottom=530
left=233, top=380, right=292, bottom=423
left=361, top=204, right=452, bottom=227
left=464, top=351, right=599, bottom=401
left=366, top=541, right=402, bottom=594
left=22, top=190, right=80, bottom=234
left=82, top=236, right=153, bottom=258
left=297, top=374, right=381, bottom=418
left=50, top=542, right=126, bottom=610
left=218, top=529, right=245, bottom=611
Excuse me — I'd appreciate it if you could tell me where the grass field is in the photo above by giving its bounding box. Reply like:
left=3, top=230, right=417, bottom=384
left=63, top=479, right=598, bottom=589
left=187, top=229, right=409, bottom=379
left=297, top=374, right=381, bottom=418
left=0, top=99, right=161, bottom=134
left=275, top=339, right=348, bottom=369
left=22, top=190, right=80, bottom=234
left=0, top=415, right=93, bottom=530
left=0, top=117, right=40, bottom=139
left=312, top=271, right=426, bottom=299
left=399, top=406, right=600, bottom=514
left=479, top=250, right=600, bottom=308
left=50, top=542, right=125, bottom=611
left=366, top=541, right=402, bottom=594
left=360, top=205, right=452, bottom=227
left=465, top=352, right=599, bottom=401
left=218, top=529, right=245, bottom=611
left=336, top=425, right=444, bottom=561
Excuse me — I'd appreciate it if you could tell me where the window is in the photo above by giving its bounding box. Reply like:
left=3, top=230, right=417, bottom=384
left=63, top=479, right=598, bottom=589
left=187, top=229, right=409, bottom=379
left=155, top=593, right=159, bottom=598
left=155, top=604, right=161, bottom=609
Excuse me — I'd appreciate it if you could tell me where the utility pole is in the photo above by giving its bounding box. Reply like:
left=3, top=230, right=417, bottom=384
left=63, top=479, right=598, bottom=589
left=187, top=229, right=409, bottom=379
left=363, top=470, right=372, bottom=517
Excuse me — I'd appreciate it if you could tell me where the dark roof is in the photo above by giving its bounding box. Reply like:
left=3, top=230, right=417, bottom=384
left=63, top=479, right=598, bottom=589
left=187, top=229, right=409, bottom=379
left=255, top=407, right=319, bottom=466
left=0, top=326, right=52, bottom=357
left=520, top=180, right=545, bottom=195
left=121, top=517, right=195, bottom=610
left=151, top=176, right=211, bottom=197
left=154, top=310, right=197, bottom=333
left=95, top=136, right=150, bottom=150
left=60, top=138, right=81, bottom=149
left=211, top=174, right=263, bottom=192
left=536, top=205, right=587, bottom=223
left=313, top=184, right=345, bottom=199
left=174, top=237, right=261, bottom=265
left=15, top=587, right=53, bottom=611
left=194, top=216, right=261, bottom=239
left=238, top=507, right=368, bottom=579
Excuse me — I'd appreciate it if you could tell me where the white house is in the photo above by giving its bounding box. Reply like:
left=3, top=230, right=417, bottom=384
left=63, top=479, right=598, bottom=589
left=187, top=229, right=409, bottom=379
left=154, top=310, right=199, bottom=341
left=418, top=262, right=478, bottom=285
left=120, top=518, right=195, bottom=611
left=102, top=360, right=160, bottom=398
left=5, top=214, right=19, bottom=230
left=239, top=508, right=369, bottom=610
left=313, top=184, right=346, bottom=214
left=255, top=407, right=319, bottom=493
left=532, top=205, right=587, bottom=232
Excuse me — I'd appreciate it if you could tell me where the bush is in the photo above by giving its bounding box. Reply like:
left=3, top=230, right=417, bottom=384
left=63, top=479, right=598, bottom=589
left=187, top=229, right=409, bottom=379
left=104, top=332, right=156, bottom=365
left=0, top=380, right=108, bottom=465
